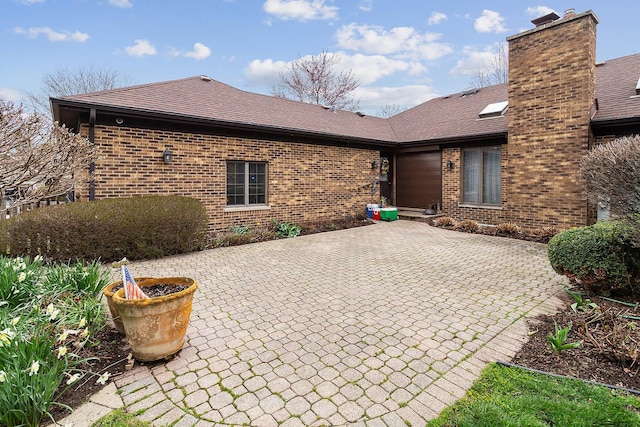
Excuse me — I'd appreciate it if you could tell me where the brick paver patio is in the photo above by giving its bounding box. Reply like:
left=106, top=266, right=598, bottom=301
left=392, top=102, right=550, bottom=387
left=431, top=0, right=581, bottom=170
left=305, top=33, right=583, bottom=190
left=113, top=220, right=566, bottom=426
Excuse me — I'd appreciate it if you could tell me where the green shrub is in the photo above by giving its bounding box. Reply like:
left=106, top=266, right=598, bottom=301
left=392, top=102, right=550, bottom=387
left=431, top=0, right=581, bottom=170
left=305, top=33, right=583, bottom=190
left=0, top=196, right=208, bottom=262
left=548, top=220, right=640, bottom=294
left=272, top=220, right=301, bottom=238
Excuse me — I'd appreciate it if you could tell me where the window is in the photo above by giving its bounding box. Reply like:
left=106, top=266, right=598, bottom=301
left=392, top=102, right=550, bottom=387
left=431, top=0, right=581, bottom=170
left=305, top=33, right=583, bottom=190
left=478, top=101, right=508, bottom=119
left=226, top=161, right=267, bottom=206
left=462, top=146, right=501, bottom=205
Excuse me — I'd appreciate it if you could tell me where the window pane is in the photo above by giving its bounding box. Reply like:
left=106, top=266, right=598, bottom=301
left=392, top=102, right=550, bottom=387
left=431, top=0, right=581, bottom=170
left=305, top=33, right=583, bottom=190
left=483, top=148, right=501, bottom=204
left=463, top=150, right=480, bottom=203
left=226, top=162, right=245, bottom=205
left=249, top=163, right=266, bottom=204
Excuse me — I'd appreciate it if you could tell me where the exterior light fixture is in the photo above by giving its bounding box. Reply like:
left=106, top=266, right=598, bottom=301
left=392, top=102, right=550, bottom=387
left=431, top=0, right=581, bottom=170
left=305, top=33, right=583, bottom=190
left=371, top=160, right=378, bottom=170
left=163, top=148, right=173, bottom=163
left=446, top=160, right=454, bottom=170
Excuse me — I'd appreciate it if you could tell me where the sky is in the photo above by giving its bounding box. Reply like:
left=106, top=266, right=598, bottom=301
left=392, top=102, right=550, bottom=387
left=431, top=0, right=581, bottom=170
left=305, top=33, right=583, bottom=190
left=1, top=0, right=638, bottom=116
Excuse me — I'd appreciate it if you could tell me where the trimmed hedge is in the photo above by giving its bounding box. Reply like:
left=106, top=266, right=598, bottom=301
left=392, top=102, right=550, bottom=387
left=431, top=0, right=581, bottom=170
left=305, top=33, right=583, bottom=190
left=548, top=220, right=640, bottom=294
left=0, top=196, right=208, bottom=262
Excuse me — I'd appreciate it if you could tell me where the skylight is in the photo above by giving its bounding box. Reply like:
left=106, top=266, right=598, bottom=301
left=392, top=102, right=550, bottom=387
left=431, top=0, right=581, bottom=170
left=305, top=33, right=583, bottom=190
left=479, top=101, right=508, bottom=118
left=636, top=77, right=640, bottom=95
left=461, top=87, right=478, bottom=97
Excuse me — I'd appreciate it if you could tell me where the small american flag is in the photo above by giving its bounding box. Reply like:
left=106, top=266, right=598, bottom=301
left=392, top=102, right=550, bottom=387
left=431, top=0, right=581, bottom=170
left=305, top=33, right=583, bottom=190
left=122, top=265, right=148, bottom=300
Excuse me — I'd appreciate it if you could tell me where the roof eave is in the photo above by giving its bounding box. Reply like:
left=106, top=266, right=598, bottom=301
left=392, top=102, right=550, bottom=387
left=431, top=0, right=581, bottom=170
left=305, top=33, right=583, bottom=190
left=397, top=131, right=508, bottom=147
left=51, top=98, right=396, bottom=148
left=590, top=115, right=640, bottom=129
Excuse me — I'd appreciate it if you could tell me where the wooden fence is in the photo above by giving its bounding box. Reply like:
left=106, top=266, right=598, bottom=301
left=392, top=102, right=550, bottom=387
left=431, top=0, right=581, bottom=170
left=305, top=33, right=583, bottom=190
left=2, top=194, right=73, bottom=221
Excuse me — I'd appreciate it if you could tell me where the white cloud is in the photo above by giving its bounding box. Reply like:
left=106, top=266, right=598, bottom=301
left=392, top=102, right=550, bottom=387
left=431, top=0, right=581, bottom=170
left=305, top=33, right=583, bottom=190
left=183, top=42, right=211, bottom=60
left=358, top=0, right=373, bottom=12
left=449, top=44, right=501, bottom=76
left=474, top=10, right=507, bottom=33
left=526, top=6, right=555, bottom=17
left=14, top=26, right=89, bottom=42
left=335, top=23, right=452, bottom=60
left=124, top=39, right=157, bottom=57
left=262, top=0, right=338, bottom=21
left=109, top=0, right=133, bottom=7
left=427, top=11, right=447, bottom=26
left=244, top=51, right=427, bottom=90
left=16, top=0, right=45, bottom=4
left=0, top=88, right=23, bottom=102
left=339, top=53, right=424, bottom=85
left=243, top=58, right=289, bottom=87
left=354, top=84, right=439, bottom=112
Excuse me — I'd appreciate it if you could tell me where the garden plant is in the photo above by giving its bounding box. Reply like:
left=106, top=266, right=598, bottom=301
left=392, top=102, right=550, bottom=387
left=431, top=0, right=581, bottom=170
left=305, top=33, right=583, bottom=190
left=0, top=256, right=111, bottom=427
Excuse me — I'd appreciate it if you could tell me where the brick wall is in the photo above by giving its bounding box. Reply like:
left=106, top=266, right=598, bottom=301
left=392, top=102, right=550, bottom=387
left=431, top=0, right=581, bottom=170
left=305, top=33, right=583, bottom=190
left=78, top=124, right=379, bottom=233
left=505, top=11, right=598, bottom=229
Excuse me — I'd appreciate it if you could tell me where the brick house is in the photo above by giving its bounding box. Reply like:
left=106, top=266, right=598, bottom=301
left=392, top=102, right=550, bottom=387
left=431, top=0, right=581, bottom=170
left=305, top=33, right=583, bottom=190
left=51, top=9, right=640, bottom=233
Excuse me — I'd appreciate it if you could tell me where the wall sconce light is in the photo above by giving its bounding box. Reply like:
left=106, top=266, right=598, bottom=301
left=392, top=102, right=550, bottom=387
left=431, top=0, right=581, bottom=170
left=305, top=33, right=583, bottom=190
left=446, top=160, right=454, bottom=170
left=371, top=160, right=379, bottom=170
left=163, top=148, right=173, bottom=163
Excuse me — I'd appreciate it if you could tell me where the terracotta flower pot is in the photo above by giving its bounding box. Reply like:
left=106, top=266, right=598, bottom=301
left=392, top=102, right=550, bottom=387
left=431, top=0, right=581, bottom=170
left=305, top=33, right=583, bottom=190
left=102, top=278, right=153, bottom=335
left=112, top=277, right=198, bottom=362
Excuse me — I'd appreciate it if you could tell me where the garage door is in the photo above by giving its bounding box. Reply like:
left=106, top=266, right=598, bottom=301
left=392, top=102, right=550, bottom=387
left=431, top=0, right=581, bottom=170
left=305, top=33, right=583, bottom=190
left=396, top=152, right=442, bottom=209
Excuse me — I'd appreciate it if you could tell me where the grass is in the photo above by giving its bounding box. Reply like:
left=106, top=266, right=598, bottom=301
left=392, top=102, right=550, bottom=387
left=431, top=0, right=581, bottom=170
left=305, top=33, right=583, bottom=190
left=91, top=410, right=152, bottom=427
left=428, top=363, right=640, bottom=426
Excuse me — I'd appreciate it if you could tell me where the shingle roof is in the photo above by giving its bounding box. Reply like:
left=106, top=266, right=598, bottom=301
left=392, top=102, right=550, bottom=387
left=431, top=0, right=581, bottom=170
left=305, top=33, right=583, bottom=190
left=593, top=53, right=640, bottom=124
left=54, top=76, right=397, bottom=143
left=52, top=52, right=640, bottom=145
left=388, top=84, right=508, bottom=143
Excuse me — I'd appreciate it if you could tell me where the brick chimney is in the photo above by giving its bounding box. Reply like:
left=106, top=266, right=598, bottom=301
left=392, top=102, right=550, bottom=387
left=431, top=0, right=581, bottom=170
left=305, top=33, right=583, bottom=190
left=506, top=9, right=599, bottom=229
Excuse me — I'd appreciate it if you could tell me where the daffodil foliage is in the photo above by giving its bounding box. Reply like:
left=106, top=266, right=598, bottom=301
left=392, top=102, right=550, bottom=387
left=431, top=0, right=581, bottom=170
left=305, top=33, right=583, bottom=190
left=0, top=256, right=110, bottom=427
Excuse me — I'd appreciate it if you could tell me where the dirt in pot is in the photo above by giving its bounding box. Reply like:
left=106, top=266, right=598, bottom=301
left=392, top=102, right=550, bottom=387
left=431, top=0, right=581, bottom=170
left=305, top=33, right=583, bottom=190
left=112, top=282, right=189, bottom=297
left=143, top=284, right=189, bottom=297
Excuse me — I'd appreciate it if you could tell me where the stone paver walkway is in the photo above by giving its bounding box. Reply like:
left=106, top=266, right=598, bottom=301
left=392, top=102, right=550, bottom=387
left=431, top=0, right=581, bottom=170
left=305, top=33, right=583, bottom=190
left=113, top=220, right=566, bottom=426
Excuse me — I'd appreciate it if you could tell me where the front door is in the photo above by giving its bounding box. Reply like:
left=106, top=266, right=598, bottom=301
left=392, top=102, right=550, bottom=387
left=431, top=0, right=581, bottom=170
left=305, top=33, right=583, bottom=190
left=396, top=151, right=442, bottom=209
left=379, top=152, right=393, bottom=205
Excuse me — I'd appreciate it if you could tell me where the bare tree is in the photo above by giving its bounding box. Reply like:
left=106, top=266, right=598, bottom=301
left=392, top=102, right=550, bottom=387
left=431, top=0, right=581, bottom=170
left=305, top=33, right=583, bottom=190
left=1, top=101, right=95, bottom=212
left=272, top=50, right=360, bottom=111
left=376, top=104, right=407, bottom=118
left=27, top=65, right=130, bottom=114
left=580, top=135, right=640, bottom=218
left=470, top=42, right=508, bottom=88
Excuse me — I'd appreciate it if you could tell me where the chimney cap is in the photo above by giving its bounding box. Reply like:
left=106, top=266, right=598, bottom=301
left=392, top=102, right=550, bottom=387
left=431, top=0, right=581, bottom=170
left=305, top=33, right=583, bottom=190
left=531, top=11, right=560, bottom=26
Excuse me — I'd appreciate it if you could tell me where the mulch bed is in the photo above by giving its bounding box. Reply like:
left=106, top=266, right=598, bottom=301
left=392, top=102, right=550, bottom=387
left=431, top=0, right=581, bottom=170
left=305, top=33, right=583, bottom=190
left=299, top=216, right=373, bottom=235
left=47, top=284, right=187, bottom=425
left=47, top=328, right=131, bottom=423
left=512, top=292, right=640, bottom=391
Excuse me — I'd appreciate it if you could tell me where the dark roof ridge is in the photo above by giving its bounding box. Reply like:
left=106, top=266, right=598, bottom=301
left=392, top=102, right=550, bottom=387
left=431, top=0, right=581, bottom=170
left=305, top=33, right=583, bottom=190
left=58, top=75, right=206, bottom=100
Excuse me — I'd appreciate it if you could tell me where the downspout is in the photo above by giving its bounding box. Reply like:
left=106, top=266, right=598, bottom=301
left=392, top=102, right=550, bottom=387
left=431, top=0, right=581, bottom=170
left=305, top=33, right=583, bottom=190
left=88, top=108, right=96, bottom=201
